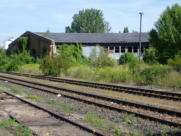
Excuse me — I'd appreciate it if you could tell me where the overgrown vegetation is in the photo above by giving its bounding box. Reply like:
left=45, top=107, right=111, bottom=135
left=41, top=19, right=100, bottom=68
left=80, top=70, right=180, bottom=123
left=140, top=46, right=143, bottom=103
left=89, top=46, right=117, bottom=68
left=0, top=118, right=33, bottom=136
left=84, top=112, right=114, bottom=130
left=40, top=43, right=88, bottom=76
left=0, top=37, right=38, bottom=72
left=1, top=4, right=181, bottom=90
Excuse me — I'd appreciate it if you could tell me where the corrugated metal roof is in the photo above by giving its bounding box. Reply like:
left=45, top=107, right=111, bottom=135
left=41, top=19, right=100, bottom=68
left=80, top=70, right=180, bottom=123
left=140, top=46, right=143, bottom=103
left=34, top=32, right=149, bottom=44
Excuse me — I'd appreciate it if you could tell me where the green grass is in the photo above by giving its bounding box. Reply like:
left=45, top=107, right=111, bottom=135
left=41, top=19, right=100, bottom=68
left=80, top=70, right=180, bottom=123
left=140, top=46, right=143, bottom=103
left=0, top=118, right=16, bottom=130
left=10, top=87, right=39, bottom=101
left=11, top=88, right=23, bottom=94
left=65, top=64, right=181, bottom=89
left=123, top=117, right=132, bottom=124
left=25, top=91, right=39, bottom=101
left=84, top=112, right=114, bottom=131
left=18, top=64, right=41, bottom=75
left=0, top=89, right=4, bottom=93
left=0, top=118, right=33, bottom=136
left=43, top=97, right=75, bottom=113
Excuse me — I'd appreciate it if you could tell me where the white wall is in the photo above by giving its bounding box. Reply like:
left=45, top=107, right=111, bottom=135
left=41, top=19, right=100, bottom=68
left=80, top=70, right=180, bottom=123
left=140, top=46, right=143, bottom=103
left=82, top=45, right=100, bottom=58
left=3, top=37, right=14, bottom=50
left=82, top=45, right=145, bottom=62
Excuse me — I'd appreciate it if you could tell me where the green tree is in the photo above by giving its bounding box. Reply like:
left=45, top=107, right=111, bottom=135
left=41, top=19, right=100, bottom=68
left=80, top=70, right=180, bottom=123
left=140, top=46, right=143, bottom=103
left=144, top=47, right=158, bottom=64
left=150, top=4, right=181, bottom=64
left=123, top=27, right=129, bottom=33
left=65, top=9, right=111, bottom=33
left=44, top=29, right=50, bottom=37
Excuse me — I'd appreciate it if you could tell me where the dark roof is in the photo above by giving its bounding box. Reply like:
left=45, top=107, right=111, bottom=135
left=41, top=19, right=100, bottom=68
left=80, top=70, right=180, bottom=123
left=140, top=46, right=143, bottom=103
left=34, top=32, right=149, bottom=44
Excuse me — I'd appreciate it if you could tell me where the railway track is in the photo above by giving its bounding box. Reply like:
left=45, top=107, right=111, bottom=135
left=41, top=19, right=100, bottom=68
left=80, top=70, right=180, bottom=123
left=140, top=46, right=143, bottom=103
left=0, top=75, right=181, bottom=128
left=1, top=110, right=40, bottom=136
left=1, top=71, right=181, bottom=101
left=0, top=91, right=104, bottom=136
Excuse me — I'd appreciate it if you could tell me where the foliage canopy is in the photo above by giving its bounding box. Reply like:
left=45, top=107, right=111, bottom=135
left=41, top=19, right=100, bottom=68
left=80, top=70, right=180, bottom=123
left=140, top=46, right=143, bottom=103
left=123, top=27, right=129, bottom=33
left=65, top=9, right=111, bottom=33
left=149, top=4, right=181, bottom=63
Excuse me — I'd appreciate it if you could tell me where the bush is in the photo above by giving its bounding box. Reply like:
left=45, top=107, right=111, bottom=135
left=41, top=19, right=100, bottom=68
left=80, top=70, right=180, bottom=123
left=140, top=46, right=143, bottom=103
left=7, top=50, right=34, bottom=71
left=144, top=47, right=158, bottom=64
left=40, top=56, right=61, bottom=76
left=168, top=54, right=181, bottom=71
left=0, top=48, right=10, bottom=71
left=163, top=70, right=181, bottom=88
left=90, top=46, right=117, bottom=67
left=120, top=53, right=138, bottom=72
left=120, top=53, right=136, bottom=64
left=141, top=65, right=168, bottom=84
left=58, top=43, right=88, bottom=65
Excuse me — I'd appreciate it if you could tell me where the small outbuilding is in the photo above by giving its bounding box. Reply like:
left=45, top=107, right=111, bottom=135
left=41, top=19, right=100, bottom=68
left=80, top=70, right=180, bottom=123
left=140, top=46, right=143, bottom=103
left=8, top=31, right=150, bottom=61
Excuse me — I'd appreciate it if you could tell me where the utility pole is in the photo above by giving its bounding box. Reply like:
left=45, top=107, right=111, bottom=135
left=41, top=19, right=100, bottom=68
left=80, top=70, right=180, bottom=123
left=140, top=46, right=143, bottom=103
left=139, top=12, right=143, bottom=67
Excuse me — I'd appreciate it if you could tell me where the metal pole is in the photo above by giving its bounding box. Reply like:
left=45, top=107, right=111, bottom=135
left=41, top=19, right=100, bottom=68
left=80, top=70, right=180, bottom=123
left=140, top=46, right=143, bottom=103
left=139, top=12, right=143, bottom=66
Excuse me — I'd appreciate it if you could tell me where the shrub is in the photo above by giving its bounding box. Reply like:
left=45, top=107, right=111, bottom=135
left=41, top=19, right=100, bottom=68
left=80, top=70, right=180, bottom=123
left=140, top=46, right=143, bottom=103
left=90, top=46, right=117, bottom=67
left=163, top=70, right=181, bottom=88
left=120, top=53, right=138, bottom=72
left=144, top=47, right=158, bottom=64
left=141, top=65, right=168, bottom=84
left=168, top=54, right=181, bottom=71
left=0, top=48, right=10, bottom=71
left=7, top=51, right=34, bottom=71
left=40, top=56, right=61, bottom=76
left=120, top=53, right=136, bottom=64
left=58, top=43, right=88, bottom=65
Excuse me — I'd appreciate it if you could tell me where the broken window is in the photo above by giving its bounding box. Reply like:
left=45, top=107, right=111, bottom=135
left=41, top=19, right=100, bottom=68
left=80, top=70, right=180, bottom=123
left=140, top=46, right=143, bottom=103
left=115, top=47, right=119, bottom=53
left=134, top=47, right=138, bottom=53
left=141, top=47, right=144, bottom=53
left=121, top=47, right=125, bottom=53
left=128, top=47, right=132, bottom=53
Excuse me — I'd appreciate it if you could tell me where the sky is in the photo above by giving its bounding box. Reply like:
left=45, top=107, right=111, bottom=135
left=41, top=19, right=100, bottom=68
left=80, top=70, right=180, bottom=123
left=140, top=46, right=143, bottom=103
left=0, top=0, right=181, bottom=46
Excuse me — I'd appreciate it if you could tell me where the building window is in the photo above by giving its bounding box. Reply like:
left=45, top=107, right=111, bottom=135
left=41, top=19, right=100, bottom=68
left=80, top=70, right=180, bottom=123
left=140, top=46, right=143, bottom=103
left=43, top=48, right=47, bottom=54
left=115, top=47, right=119, bottom=53
left=141, top=47, right=144, bottom=53
left=134, top=47, right=138, bottom=53
left=31, top=49, right=36, bottom=56
left=128, top=47, right=132, bottom=53
left=121, top=47, right=125, bottom=53
left=110, top=46, right=114, bottom=50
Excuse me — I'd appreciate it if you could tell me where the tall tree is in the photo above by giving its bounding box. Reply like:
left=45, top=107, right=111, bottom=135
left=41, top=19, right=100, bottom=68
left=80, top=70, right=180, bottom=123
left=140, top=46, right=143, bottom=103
left=65, top=9, right=111, bottom=33
left=150, top=4, right=181, bottom=64
left=123, top=27, right=129, bottom=33
left=44, top=29, right=50, bottom=37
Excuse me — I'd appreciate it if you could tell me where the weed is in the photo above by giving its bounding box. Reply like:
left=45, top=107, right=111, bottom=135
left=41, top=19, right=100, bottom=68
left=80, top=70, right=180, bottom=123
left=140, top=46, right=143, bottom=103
left=160, top=131, right=168, bottom=136
left=0, top=118, right=33, bottom=136
left=123, top=117, right=132, bottom=124
left=84, top=112, right=113, bottom=130
left=15, top=124, right=33, bottom=136
left=44, top=97, right=75, bottom=113
left=113, top=127, right=121, bottom=136
left=0, top=118, right=16, bottom=130
left=0, top=89, right=4, bottom=93
left=25, top=91, right=39, bottom=101
left=11, top=88, right=23, bottom=94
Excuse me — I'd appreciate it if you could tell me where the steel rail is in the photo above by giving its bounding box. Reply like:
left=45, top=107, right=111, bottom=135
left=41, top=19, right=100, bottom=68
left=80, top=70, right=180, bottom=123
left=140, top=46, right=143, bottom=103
left=3, top=91, right=104, bottom=136
left=1, top=71, right=181, bottom=101
left=0, top=75, right=181, bottom=117
left=2, top=110, right=40, bottom=136
left=0, top=76, right=181, bottom=127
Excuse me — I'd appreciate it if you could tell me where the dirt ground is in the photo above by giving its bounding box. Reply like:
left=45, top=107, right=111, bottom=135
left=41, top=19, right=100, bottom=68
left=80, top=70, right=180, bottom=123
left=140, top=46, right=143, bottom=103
left=0, top=93, right=93, bottom=136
